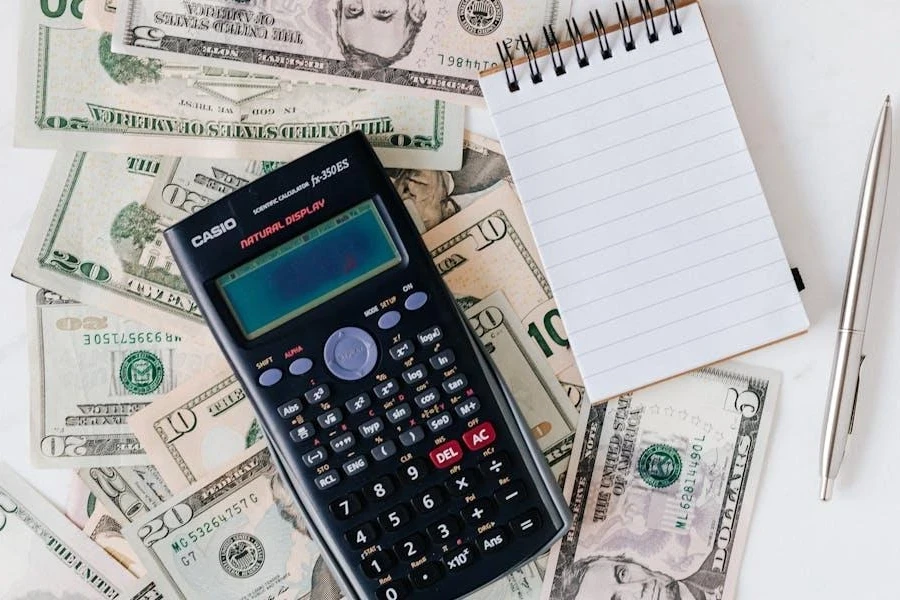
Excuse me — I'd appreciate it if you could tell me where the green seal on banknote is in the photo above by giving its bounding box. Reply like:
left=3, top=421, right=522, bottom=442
left=638, top=444, right=682, bottom=489
left=119, top=351, right=165, bottom=395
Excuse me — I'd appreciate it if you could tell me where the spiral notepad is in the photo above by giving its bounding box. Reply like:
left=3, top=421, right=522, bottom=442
left=479, top=0, right=808, bottom=403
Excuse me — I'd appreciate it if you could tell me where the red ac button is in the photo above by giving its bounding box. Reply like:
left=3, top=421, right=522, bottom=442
left=462, top=422, right=496, bottom=451
left=429, top=440, right=463, bottom=469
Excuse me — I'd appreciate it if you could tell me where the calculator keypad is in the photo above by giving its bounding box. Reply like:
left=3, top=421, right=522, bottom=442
left=267, top=290, right=556, bottom=598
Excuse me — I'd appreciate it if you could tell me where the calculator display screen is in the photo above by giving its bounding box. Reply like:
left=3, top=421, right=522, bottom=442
left=216, top=199, right=401, bottom=339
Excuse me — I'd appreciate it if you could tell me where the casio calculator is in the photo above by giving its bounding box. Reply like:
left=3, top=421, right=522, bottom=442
left=164, top=132, right=572, bottom=600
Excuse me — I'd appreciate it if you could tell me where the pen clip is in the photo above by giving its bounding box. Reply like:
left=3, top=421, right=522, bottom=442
left=848, top=354, right=866, bottom=434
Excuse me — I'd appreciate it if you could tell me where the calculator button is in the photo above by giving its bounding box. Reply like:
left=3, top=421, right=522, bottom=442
left=510, top=509, right=542, bottom=536
left=379, top=504, right=412, bottom=531
left=289, top=422, right=315, bottom=443
left=386, top=403, right=411, bottom=424
left=443, top=544, right=477, bottom=573
left=404, top=291, right=429, bottom=311
left=342, top=455, right=368, bottom=477
left=494, top=480, right=527, bottom=504
left=401, top=364, right=427, bottom=385
left=346, top=521, right=379, bottom=549
left=442, top=374, right=467, bottom=395
left=276, top=399, right=302, bottom=419
left=411, top=487, right=445, bottom=513
left=304, top=384, right=330, bottom=405
left=413, top=387, right=439, bottom=409
left=417, top=326, right=443, bottom=347
left=258, top=368, right=282, bottom=387
left=314, top=470, right=340, bottom=491
left=371, top=440, right=397, bottom=462
left=317, top=407, right=343, bottom=429
left=329, top=492, right=363, bottom=520
left=373, top=379, right=400, bottom=399
left=377, top=310, right=401, bottom=330
left=364, top=475, right=397, bottom=501
left=427, top=515, right=462, bottom=543
left=324, top=326, right=378, bottom=381
left=426, top=411, right=453, bottom=433
left=446, top=469, right=480, bottom=496
left=389, top=340, right=414, bottom=361
left=394, top=533, right=429, bottom=562
left=429, top=349, right=455, bottom=370
left=429, top=439, right=463, bottom=469
left=301, top=447, right=328, bottom=468
left=399, top=426, right=425, bottom=447
left=461, top=498, right=496, bottom=524
left=477, top=527, right=510, bottom=553
left=345, top=393, right=371, bottom=414
left=398, top=457, right=431, bottom=483
left=454, top=397, right=481, bottom=419
left=330, top=432, right=356, bottom=453
left=359, top=417, right=385, bottom=438
left=362, top=550, right=396, bottom=579
left=480, top=452, right=511, bottom=478
left=288, top=357, right=313, bottom=376
left=409, top=562, right=443, bottom=589
left=462, top=421, right=496, bottom=451
left=376, top=581, right=410, bottom=600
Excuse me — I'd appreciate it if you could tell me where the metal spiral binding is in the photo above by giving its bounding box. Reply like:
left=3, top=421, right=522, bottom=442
left=495, top=0, right=683, bottom=93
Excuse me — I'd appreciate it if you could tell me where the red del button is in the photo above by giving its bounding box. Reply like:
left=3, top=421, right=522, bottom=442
left=462, top=422, right=496, bottom=451
left=429, top=440, right=463, bottom=469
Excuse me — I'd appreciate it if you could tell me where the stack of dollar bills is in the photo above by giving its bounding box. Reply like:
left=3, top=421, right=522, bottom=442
left=5, top=2, right=783, bottom=599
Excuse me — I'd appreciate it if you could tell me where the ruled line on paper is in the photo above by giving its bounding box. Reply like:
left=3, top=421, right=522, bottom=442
left=567, top=259, right=787, bottom=336
left=582, top=302, right=804, bottom=381
left=576, top=282, right=798, bottom=358
left=502, top=69, right=722, bottom=147
left=552, top=217, right=773, bottom=293
left=540, top=170, right=757, bottom=246
left=559, top=236, right=779, bottom=314
left=529, top=149, right=749, bottom=223
left=490, top=38, right=710, bottom=118
left=517, top=105, right=733, bottom=181
left=545, top=192, right=762, bottom=269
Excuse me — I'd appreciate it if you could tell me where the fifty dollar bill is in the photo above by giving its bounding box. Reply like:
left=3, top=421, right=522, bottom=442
left=542, top=362, right=781, bottom=600
left=28, top=286, right=223, bottom=467
left=112, top=0, right=570, bottom=105
left=16, top=2, right=464, bottom=169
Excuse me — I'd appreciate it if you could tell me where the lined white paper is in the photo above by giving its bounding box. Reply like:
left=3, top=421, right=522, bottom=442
left=480, top=2, right=808, bottom=402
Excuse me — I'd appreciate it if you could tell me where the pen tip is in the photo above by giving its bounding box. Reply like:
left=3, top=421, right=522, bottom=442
left=886, top=95, right=892, bottom=106
left=820, top=477, right=834, bottom=501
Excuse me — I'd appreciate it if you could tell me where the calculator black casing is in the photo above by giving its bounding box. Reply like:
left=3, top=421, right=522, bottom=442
left=164, top=131, right=572, bottom=600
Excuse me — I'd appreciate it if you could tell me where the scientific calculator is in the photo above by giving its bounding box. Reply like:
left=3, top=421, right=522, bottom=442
left=165, top=132, right=572, bottom=600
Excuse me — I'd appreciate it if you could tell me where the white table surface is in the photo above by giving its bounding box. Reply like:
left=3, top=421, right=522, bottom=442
left=2, top=1, right=900, bottom=598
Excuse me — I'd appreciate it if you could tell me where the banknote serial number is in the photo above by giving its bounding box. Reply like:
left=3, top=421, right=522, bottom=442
left=158, top=493, right=260, bottom=560
left=81, top=331, right=183, bottom=346
left=674, top=436, right=705, bottom=529
left=437, top=54, right=498, bottom=72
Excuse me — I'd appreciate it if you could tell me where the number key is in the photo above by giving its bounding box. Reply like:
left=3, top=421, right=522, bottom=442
left=346, top=521, right=379, bottom=549
left=412, top=487, right=445, bottom=514
left=398, top=457, right=431, bottom=484
left=427, top=515, right=462, bottom=544
left=379, top=504, right=412, bottom=531
left=364, top=475, right=396, bottom=501
left=362, top=549, right=396, bottom=579
left=394, top=533, right=429, bottom=562
left=329, top=492, right=363, bottom=520
left=377, top=581, right=410, bottom=600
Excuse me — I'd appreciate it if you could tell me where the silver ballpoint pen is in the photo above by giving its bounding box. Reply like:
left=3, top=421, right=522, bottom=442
left=820, top=96, right=893, bottom=501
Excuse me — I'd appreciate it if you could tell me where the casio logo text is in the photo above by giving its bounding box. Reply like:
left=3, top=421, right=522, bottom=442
left=191, top=218, right=237, bottom=248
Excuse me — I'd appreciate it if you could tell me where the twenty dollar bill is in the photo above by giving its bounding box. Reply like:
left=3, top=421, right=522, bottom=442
left=113, top=0, right=569, bottom=105
left=17, top=2, right=463, bottom=169
left=542, top=362, right=781, bottom=600
left=28, top=287, right=223, bottom=467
